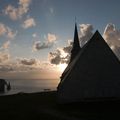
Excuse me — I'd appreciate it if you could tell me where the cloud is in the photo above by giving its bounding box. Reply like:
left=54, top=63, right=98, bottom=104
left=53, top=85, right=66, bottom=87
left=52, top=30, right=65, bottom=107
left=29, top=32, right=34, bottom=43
left=7, top=27, right=17, bottom=39
left=33, top=41, right=53, bottom=51
left=19, top=0, right=31, bottom=7
left=22, top=17, right=36, bottom=29
left=0, top=58, right=37, bottom=73
left=48, top=23, right=94, bottom=65
left=2, top=41, right=10, bottom=49
left=0, top=60, right=59, bottom=79
left=18, top=58, right=36, bottom=65
left=0, top=56, right=56, bottom=75
left=0, top=23, right=7, bottom=36
left=49, top=23, right=120, bottom=66
left=111, top=46, right=120, bottom=59
left=0, top=52, right=10, bottom=63
left=0, top=64, right=14, bottom=72
left=48, top=49, right=62, bottom=65
left=0, top=23, right=17, bottom=39
left=103, top=23, right=120, bottom=47
left=4, top=0, right=31, bottom=20
left=79, top=24, right=93, bottom=47
left=4, top=5, right=18, bottom=21
left=103, top=23, right=120, bottom=59
left=48, top=40, right=72, bottom=65
left=63, top=40, right=73, bottom=53
left=47, top=33, right=57, bottom=42
left=33, top=33, right=57, bottom=51
left=79, top=23, right=120, bottom=60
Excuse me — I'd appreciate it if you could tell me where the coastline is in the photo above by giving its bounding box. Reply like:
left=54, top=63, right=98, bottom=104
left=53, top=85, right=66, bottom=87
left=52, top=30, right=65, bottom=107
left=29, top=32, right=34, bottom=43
left=0, top=78, right=59, bottom=96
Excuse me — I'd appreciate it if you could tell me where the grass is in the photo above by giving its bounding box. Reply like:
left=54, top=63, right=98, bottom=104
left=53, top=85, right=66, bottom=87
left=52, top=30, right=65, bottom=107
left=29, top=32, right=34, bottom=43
left=0, top=91, right=120, bottom=120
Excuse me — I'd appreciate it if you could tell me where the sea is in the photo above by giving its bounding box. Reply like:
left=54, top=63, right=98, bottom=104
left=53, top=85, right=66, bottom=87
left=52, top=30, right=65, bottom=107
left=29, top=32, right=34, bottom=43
left=0, top=79, right=60, bottom=96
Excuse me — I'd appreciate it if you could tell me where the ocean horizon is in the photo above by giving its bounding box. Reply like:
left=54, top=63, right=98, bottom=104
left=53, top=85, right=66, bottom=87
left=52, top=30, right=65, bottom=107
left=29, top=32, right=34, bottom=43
left=0, top=78, right=59, bottom=96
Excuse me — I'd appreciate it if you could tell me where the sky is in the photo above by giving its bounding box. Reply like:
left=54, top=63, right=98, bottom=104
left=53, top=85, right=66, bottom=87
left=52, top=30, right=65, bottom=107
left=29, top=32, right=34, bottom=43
left=0, top=0, right=120, bottom=79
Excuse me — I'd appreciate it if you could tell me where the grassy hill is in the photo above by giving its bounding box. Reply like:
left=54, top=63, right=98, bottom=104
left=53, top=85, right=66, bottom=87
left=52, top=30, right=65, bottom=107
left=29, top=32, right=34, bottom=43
left=0, top=91, right=120, bottom=120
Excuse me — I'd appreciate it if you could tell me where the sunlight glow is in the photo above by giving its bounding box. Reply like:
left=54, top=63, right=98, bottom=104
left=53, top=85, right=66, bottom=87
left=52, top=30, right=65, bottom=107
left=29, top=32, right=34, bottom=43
left=58, top=63, right=67, bottom=72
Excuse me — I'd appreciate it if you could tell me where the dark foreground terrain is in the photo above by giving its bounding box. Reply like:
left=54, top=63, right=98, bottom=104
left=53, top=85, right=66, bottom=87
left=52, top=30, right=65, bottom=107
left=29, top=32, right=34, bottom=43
left=0, top=91, right=120, bottom=120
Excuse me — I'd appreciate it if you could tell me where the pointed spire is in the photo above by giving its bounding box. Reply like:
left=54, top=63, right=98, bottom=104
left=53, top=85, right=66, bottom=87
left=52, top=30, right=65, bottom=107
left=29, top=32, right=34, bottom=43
left=70, top=23, right=81, bottom=62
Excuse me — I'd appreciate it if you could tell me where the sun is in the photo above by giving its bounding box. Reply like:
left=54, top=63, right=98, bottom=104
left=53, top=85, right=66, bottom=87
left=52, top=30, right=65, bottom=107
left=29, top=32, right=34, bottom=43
left=58, top=63, right=67, bottom=72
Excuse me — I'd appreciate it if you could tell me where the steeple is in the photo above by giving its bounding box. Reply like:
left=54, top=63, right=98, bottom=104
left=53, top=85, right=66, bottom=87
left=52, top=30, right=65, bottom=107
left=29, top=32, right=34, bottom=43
left=70, top=23, right=81, bottom=62
left=57, top=30, right=120, bottom=104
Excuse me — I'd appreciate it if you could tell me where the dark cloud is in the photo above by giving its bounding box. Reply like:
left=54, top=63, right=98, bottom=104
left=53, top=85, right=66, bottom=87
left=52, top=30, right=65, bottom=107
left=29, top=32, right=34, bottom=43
left=63, top=40, right=73, bottom=53
left=48, top=40, right=72, bottom=65
left=49, top=49, right=62, bottom=65
left=33, top=41, right=53, bottom=51
left=33, top=33, right=57, bottom=51
left=19, top=58, right=36, bottom=65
